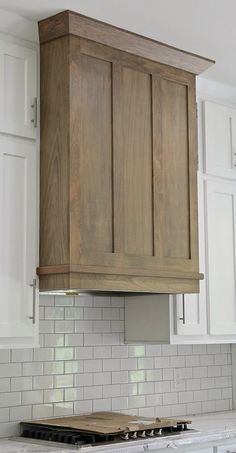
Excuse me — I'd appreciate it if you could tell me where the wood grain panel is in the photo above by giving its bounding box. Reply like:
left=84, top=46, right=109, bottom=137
left=78, top=54, right=113, bottom=254
left=187, top=78, right=199, bottom=266
left=163, top=80, right=190, bottom=259
left=39, top=271, right=199, bottom=294
left=80, top=38, right=196, bottom=86
left=114, top=65, right=153, bottom=256
left=40, top=37, right=69, bottom=266
left=39, top=11, right=214, bottom=75
left=37, top=264, right=203, bottom=280
left=69, top=35, right=81, bottom=264
left=154, top=78, right=190, bottom=260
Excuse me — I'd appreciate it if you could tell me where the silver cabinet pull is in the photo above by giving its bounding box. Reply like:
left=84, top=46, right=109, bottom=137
left=179, top=294, right=186, bottom=324
left=29, top=278, right=36, bottom=324
left=31, top=97, right=37, bottom=128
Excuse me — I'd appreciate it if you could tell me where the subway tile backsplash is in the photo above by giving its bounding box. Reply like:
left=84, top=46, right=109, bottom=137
left=0, top=294, right=232, bottom=437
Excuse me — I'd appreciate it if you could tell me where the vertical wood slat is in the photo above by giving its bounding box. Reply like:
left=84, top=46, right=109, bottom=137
left=40, top=37, right=70, bottom=266
left=75, top=53, right=113, bottom=255
left=112, top=62, right=124, bottom=254
left=187, top=79, right=199, bottom=264
left=69, top=36, right=81, bottom=264
left=153, top=77, right=191, bottom=260
left=164, top=79, right=190, bottom=259
left=113, top=65, right=154, bottom=256
left=152, top=76, right=164, bottom=259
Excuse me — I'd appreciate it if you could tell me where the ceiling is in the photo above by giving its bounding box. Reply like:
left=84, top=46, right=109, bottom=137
left=0, top=0, right=235, bottom=85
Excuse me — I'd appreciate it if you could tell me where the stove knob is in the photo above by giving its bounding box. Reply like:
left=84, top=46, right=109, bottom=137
left=130, top=432, right=137, bottom=439
left=146, top=430, right=154, bottom=437
left=120, top=433, right=129, bottom=440
left=138, top=431, right=146, bottom=438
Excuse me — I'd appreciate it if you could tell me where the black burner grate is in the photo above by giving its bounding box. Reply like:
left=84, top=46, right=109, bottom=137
left=20, top=422, right=190, bottom=446
left=21, top=424, right=116, bottom=445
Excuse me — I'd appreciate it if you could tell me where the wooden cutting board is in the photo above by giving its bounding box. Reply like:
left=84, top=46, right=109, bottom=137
left=28, top=412, right=192, bottom=435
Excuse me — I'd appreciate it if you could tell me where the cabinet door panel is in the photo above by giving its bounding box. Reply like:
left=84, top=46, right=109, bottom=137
left=160, top=79, right=190, bottom=260
left=175, top=292, right=206, bottom=336
left=204, top=101, right=236, bottom=178
left=114, top=65, right=154, bottom=256
left=78, top=54, right=113, bottom=254
left=152, top=75, right=198, bottom=271
left=0, top=40, right=37, bottom=139
left=0, top=137, right=38, bottom=344
left=206, top=179, right=236, bottom=335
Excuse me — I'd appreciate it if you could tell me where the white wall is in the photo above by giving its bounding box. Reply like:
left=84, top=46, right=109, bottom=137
left=197, top=77, right=236, bottom=107
left=0, top=8, right=37, bottom=43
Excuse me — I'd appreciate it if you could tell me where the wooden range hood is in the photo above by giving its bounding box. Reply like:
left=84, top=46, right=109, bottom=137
left=37, top=10, right=214, bottom=293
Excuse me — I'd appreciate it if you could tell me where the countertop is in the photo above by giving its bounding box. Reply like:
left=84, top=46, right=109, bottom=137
left=1, top=411, right=236, bottom=452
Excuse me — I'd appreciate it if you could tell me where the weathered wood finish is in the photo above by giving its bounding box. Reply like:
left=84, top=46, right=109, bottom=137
left=78, top=54, right=113, bottom=254
left=39, top=10, right=214, bottom=75
left=39, top=273, right=200, bottom=294
left=38, top=11, right=212, bottom=293
left=161, top=79, right=190, bottom=259
left=37, top=264, right=203, bottom=281
left=40, top=37, right=69, bottom=266
left=115, top=66, right=153, bottom=256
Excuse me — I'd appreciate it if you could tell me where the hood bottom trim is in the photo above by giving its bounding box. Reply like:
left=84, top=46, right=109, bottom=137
left=38, top=268, right=200, bottom=294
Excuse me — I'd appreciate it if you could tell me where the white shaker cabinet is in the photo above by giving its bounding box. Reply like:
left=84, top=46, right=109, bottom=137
left=171, top=175, right=236, bottom=343
left=204, top=100, right=236, bottom=179
left=0, top=37, right=38, bottom=348
left=173, top=100, right=236, bottom=342
left=0, top=40, right=37, bottom=139
left=0, top=136, right=38, bottom=347
left=205, top=178, right=236, bottom=335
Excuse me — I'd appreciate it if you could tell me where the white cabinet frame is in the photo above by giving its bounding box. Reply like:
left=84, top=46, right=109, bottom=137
left=0, top=40, right=37, bottom=139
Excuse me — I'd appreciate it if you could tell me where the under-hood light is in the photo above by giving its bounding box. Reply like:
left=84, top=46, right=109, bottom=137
left=41, top=290, right=81, bottom=297
left=40, top=290, right=157, bottom=297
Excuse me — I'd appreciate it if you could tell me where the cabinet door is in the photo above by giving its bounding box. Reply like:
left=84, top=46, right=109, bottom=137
left=0, top=40, right=37, bottom=139
left=206, top=179, right=236, bottom=335
left=175, top=293, right=206, bottom=336
left=0, top=136, right=38, bottom=347
left=204, top=101, right=236, bottom=178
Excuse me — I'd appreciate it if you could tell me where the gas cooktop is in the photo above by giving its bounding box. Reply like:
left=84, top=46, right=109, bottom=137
left=20, top=412, right=194, bottom=448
